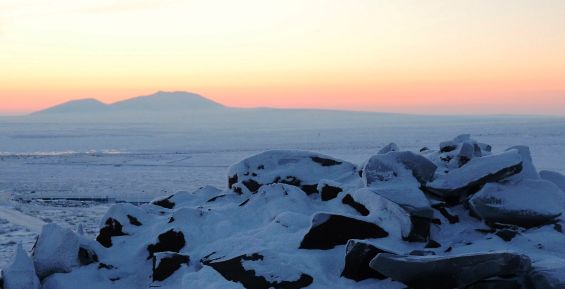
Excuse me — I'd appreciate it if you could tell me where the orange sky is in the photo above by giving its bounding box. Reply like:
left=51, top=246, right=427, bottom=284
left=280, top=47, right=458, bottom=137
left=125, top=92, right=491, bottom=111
left=1, top=0, right=565, bottom=115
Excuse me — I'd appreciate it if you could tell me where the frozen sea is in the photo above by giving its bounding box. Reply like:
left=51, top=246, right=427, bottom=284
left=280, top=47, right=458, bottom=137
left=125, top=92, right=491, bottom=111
left=0, top=113, right=564, bottom=266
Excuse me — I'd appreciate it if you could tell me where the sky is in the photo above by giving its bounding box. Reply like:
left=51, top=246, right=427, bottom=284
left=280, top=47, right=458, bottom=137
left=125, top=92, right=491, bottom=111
left=1, top=0, right=564, bottom=115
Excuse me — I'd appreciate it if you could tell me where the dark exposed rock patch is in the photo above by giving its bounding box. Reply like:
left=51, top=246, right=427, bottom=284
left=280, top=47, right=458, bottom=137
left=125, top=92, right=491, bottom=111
left=96, top=218, right=127, bottom=248
left=300, top=213, right=388, bottom=250
left=203, top=253, right=314, bottom=289
left=147, top=230, right=186, bottom=259
left=152, top=252, right=190, bottom=282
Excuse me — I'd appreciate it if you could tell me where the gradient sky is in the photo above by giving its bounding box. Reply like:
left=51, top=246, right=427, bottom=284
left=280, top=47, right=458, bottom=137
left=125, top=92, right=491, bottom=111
left=1, top=0, right=565, bottom=115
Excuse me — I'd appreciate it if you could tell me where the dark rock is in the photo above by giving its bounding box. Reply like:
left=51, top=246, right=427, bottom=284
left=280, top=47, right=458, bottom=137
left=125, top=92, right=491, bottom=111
left=242, top=180, right=262, bottom=193
left=206, top=194, right=227, bottom=202
left=406, top=216, right=431, bottom=242
left=310, top=156, right=342, bottom=166
left=96, top=218, right=127, bottom=248
left=466, top=277, right=524, bottom=289
left=370, top=252, right=531, bottom=289
left=78, top=247, right=98, bottom=265
left=342, top=194, right=370, bottom=216
left=432, top=203, right=460, bottom=224
left=152, top=252, right=190, bottom=282
left=152, top=195, right=175, bottom=209
left=127, top=215, right=142, bottom=226
left=98, top=263, right=114, bottom=270
left=228, top=174, right=238, bottom=188
left=320, top=184, right=343, bottom=201
left=300, top=213, right=388, bottom=250
left=203, top=252, right=314, bottom=289
left=495, top=229, right=519, bottom=242
left=147, top=230, right=186, bottom=259
left=409, top=250, right=436, bottom=256
left=300, top=184, right=319, bottom=195
left=425, top=240, right=441, bottom=248
left=341, top=240, right=392, bottom=281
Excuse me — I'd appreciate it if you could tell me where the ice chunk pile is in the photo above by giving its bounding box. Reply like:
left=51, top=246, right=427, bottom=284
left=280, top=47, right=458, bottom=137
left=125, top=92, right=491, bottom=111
left=2, top=135, right=565, bottom=289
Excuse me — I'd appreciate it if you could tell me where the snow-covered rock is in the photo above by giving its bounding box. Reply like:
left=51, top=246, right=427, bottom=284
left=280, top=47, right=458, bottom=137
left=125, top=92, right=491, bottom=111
left=227, top=150, right=358, bottom=195
left=528, top=259, right=565, bottom=289
left=469, top=179, right=565, bottom=228
left=2, top=244, right=40, bottom=289
left=426, top=149, right=523, bottom=203
left=341, top=239, right=399, bottom=281
left=4, top=134, right=565, bottom=289
left=202, top=250, right=314, bottom=289
left=33, top=223, right=80, bottom=278
left=540, top=170, right=565, bottom=192
left=370, top=252, right=531, bottom=289
left=152, top=252, right=190, bottom=282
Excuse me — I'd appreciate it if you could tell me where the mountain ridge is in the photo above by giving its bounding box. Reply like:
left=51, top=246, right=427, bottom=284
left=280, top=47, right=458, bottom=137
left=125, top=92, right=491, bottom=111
left=32, top=91, right=225, bottom=115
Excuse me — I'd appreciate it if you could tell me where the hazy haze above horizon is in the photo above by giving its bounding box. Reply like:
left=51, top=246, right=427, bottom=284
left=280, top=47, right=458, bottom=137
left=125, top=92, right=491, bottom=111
left=1, top=0, right=565, bottom=115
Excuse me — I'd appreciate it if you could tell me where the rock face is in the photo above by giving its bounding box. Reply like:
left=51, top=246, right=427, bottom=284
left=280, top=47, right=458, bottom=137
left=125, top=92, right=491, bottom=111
left=152, top=252, right=190, bottom=282
left=426, top=149, right=523, bottom=203
left=203, top=252, right=314, bottom=289
left=299, top=213, right=389, bottom=250
left=370, top=252, right=532, bottom=289
left=33, top=224, right=80, bottom=278
left=5, top=137, right=565, bottom=289
left=2, top=244, right=40, bottom=289
left=227, top=150, right=358, bottom=195
left=470, top=179, right=564, bottom=228
left=341, top=240, right=393, bottom=281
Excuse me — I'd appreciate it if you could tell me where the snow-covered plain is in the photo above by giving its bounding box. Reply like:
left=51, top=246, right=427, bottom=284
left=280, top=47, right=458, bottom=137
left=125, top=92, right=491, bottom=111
left=0, top=112, right=565, bottom=283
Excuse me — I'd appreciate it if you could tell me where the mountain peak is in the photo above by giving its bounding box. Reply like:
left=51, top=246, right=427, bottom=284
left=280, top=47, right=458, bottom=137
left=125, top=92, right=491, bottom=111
left=110, top=91, right=224, bottom=111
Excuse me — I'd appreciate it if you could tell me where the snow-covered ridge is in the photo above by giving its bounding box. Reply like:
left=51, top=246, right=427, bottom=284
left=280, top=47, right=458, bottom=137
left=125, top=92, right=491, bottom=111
left=2, top=134, right=565, bottom=289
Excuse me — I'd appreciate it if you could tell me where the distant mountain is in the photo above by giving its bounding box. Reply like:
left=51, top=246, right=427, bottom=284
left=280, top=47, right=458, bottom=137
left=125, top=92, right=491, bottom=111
left=33, top=98, right=108, bottom=115
left=111, top=91, right=224, bottom=112
left=32, top=91, right=225, bottom=116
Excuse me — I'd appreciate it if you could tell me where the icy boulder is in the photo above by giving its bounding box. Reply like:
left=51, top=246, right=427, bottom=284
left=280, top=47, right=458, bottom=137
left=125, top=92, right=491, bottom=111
left=370, top=252, right=531, bottom=289
left=33, top=223, right=80, bottom=279
left=429, top=134, right=492, bottom=171
left=363, top=151, right=437, bottom=187
left=2, top=244, right=40, bottom=289
left=362, top=152, right=435, bottom=241
left=227, top=150, right=358, bottom=195
left=469, top=179, right=565, bottom=228
left=426, top=149, right=523, bottom=202
left=540, top=170, right=565, bottom=192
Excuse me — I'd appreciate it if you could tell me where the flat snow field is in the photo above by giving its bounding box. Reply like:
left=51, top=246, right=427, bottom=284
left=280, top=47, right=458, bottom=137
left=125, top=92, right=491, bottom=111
left=0, top=116, right=564, bottom=266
